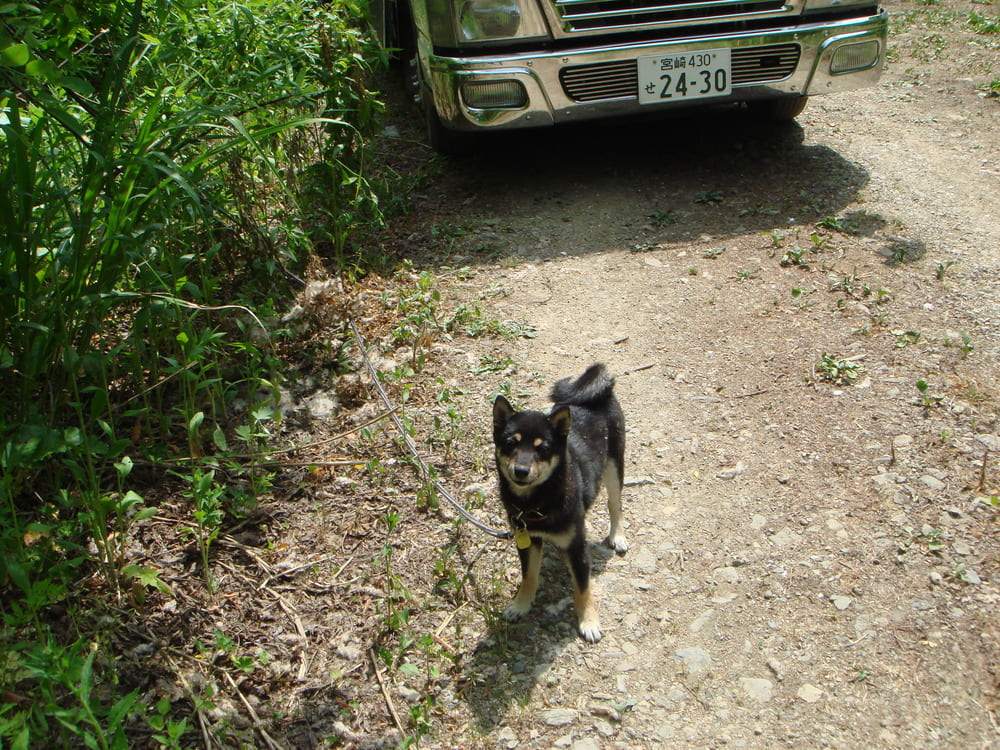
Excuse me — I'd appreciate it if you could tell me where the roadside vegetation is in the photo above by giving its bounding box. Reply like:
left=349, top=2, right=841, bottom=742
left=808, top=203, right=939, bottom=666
left=1, top=1, right=388, bottom=746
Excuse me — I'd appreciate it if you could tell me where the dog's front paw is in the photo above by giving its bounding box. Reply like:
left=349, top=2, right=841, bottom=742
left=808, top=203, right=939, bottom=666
left=606, top=534, right=629, bottom=555
left=504, top=600, right=531, bottom=622
left=578, top=615, right=602, bottom=643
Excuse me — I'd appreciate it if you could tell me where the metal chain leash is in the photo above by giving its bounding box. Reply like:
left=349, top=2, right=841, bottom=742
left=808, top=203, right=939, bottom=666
left=348, top=319, right=512, bottom=541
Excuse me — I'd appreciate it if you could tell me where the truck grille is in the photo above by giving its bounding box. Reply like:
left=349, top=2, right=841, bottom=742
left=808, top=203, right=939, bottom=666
left=554, top=0, right=789, bottom=32
left=560, top=43, right=800, bottom=102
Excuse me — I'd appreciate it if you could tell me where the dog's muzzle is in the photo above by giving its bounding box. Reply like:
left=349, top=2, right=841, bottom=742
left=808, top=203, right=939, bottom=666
left=512, top=462, right=533, bottom=482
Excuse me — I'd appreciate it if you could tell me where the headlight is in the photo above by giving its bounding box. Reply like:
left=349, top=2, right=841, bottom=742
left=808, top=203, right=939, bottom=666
left=456, top=0, right=548, bottom=42
left=459, top=0, right=520, bottom=39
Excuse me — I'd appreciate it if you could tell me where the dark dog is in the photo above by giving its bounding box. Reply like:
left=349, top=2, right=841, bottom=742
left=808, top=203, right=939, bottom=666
left=492, top=363, right=627, bottom=642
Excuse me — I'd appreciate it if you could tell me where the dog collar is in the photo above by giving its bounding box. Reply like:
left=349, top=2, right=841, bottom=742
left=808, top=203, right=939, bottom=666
left=512, top=509, right=547, bottom=549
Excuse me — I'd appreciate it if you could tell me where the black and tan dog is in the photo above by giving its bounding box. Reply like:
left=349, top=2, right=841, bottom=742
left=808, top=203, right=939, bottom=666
left=492, top=363, right=627, bottom=642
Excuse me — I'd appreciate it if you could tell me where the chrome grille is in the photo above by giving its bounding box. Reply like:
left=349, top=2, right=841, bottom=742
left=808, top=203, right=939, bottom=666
left=555, top=0, right=789, bottom=33
left=560, top=60, right=638, bottom=101
left=560, top=44, right=800, bottom=102
left=732, top=43, right=799, bottom=83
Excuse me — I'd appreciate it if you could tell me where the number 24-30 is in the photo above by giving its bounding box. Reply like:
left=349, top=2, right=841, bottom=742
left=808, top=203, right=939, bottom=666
left=658, top=69, right=727, bottom=98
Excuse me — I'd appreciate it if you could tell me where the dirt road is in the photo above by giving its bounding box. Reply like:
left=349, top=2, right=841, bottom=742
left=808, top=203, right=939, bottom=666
left=364, top=1, right=999, bottom=746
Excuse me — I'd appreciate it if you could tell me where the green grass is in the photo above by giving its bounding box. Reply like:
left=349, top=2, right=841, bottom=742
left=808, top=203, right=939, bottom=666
left=0, top=1, right=385, bottom=745
left=968, top=11, right=1000, bottom=35
left=818, top=354, right=865, bottom=385
left=980, top=79, right=1000, bottom=97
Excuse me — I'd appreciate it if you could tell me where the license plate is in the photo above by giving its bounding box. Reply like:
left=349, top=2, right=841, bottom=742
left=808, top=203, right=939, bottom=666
left=638, top=49, right=732, bottom=105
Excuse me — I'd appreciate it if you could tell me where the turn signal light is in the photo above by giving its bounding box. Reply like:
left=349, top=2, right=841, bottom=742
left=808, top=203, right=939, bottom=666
left=461, top=80, right=528, bottom=109
left=830, top=40, right=880, bottom=75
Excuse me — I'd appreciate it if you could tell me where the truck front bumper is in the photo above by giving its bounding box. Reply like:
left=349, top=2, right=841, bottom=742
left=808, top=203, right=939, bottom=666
left=423, top=11, right=888, bottom=131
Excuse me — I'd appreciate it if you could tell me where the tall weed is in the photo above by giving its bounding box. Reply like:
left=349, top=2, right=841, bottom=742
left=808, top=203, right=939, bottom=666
left=0, top=0, right=384, bottom=744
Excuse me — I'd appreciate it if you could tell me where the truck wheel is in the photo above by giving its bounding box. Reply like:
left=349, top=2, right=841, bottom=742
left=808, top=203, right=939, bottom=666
left=750, top=95, right=809, bottom=121
left=421, top=96, right=476, bottom=156
left=400, top=12, right=476, bottom=154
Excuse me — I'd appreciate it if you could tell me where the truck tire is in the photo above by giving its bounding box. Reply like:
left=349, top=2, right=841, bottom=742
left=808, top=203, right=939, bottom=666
left=420, top=93, right=476, bottom=155
left=750, top=95, right=809, bottom=121
left=399, top=5, right=476, bottom=155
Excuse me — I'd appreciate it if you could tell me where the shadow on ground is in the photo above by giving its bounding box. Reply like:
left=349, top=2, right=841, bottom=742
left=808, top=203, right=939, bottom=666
left=380, top=105, right=873, bottom=266
left=460, top=541, right=617, bottom=733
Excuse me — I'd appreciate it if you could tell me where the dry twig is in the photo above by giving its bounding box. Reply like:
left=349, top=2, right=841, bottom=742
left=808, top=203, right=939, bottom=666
left=222, top=671, right=285, bottom=750
left=370, top=648, right=406, bottom=735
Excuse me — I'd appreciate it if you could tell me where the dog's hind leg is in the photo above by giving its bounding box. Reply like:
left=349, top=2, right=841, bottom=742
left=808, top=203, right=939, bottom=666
left=504, top=539, right=542, bottom=622
left=603, top=460, right=628, bottom=554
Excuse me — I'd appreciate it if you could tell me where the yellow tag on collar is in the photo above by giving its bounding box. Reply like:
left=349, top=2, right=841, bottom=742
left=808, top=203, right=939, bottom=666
left=514, top=528, right=532, bottom=549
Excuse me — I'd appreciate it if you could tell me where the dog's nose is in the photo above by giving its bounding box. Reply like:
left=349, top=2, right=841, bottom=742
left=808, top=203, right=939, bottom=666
left=513, top=463, right=531, bottom=481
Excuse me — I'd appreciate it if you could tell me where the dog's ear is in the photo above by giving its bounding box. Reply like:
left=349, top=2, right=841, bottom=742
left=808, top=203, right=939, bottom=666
left=549, top=405, right=571, bottom=437
left=493, top=395, right=515, bottom=429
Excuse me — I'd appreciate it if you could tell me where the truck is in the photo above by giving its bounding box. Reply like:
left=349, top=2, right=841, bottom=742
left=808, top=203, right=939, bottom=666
left=373, top=0, right=888, bottom=152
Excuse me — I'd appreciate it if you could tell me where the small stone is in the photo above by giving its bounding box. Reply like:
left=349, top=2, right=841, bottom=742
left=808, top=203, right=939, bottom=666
left=674, top=647, right=712, bottom=680
left=334, top=643, right=361, bottom=662
left=766, top=658, right=783, bottom=681
left=739, top=677, right=774, bottom=703
left=831, top=595, right=853, bottom=611
left=711, top=588, right=739, bottom=605
left=952, top=541, right=972, bottom=556
left=961, top=568, right=982, bottom=585
left=770, top=528, right=801, bottom=547
left=690, top=609, right=716, bottom=633
left=397, top=686, right=421, bottom=704
left=975, top=434, right=1000, bottom=452
left=633, top=548, right=659, bottom=575
left=666, top=685, right=687, bottom=703
left=496, top=727, right=517, bottom=749
left=826, top=518, right=850, bottom=540
left=305, top=391, right=339, bottom=418
left=872, top=472, right=906, bottom=488
left=854, top=614, right=875, bottom=638
left=716, top=461, right=746, bottom=480
left=797, top=684, right=824, bottom=703
left=713, top=566, right=741, bottom=584
left=929, top=571, right=943, bottom=585
left=594, top=719, right=616, bottom=737
left=625, top=476, right=656, bottom=487
left=892, top=434, right=914, bottom=448
left=538, top=708, right=577, bottom=727
left=920, top=475, right=946, bottom=491
left=657, top=723, right=680, bottom=740
left=571, top=739, right=600, bottom=750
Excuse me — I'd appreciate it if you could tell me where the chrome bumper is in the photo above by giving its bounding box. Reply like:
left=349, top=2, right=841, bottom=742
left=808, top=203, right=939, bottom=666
left=423, top=11, right=888, bottom=131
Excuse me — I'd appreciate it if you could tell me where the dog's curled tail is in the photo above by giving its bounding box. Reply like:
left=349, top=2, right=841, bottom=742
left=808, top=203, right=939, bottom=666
left=550, top=363, right=615, bottom=406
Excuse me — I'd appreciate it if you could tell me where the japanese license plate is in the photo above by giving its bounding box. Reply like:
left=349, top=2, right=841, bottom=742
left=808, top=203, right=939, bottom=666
left=638, top=49, right=732, bottom=105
